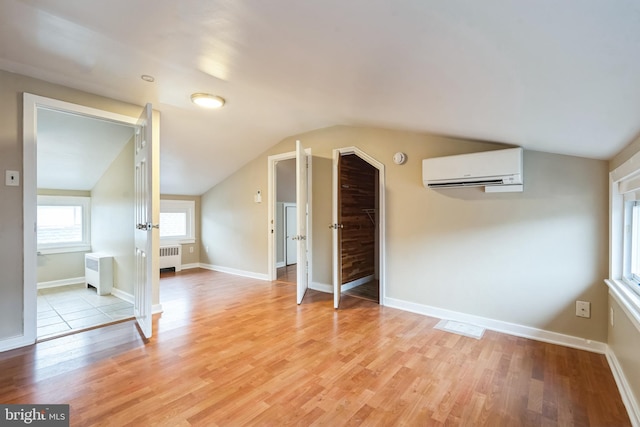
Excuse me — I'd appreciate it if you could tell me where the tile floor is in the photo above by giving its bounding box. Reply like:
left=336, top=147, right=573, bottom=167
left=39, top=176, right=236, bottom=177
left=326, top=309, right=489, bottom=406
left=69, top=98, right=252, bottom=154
left=37, top=283, right=134, bottom=339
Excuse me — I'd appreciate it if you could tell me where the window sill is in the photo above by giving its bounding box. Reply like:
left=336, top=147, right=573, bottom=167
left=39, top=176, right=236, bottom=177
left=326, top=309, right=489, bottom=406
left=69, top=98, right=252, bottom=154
left=160, top=239, right=195, bottom=245
left=37, top=246, right=91, bottom=255
left=605, top=279, right=640, bottom=334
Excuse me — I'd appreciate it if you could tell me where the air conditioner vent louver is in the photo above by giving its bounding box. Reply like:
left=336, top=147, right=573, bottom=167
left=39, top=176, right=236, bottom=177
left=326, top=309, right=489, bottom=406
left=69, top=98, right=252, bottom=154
left=85, top=257, right=99, bottom=272
left=428, top=179, right=504, bottom=188
left=423, top=148, right=523, bottom=192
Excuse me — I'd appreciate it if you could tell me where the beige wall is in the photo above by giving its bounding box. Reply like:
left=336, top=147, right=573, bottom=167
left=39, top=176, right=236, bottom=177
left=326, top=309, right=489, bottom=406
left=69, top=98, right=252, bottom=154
left=91, top=138, right=135, bottom=295
left=0, top=69, right=158, bottom=342
left=160, top=194, right=201, bottom=266
left=201, top=156, right=268, bottom=272
left=201, top=125, right=609, bottom=342
left=37, top=252, right=87, bottom=284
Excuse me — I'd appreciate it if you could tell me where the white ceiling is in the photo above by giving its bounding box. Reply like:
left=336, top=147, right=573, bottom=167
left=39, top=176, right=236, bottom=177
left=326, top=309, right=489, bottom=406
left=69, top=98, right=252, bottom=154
left=2, top=0, right=640, bottom=195
left=36, top=109, right=134, bottom=191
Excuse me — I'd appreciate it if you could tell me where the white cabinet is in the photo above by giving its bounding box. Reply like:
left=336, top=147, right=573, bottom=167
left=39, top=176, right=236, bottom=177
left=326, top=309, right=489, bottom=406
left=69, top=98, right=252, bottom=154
left=85, top=253, right=113, bottom=296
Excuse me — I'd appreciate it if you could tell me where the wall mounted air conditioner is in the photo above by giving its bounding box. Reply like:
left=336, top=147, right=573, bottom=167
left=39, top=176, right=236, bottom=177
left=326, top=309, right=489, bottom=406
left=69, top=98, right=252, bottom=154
left=423, top=147, right=523, bottom=192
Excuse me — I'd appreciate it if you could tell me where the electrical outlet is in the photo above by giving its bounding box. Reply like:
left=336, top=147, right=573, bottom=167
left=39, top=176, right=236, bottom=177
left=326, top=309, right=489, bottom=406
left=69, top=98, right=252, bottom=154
left=576, top=301, right=591, bottom=318
left=189, top=246, right=194, bottom=253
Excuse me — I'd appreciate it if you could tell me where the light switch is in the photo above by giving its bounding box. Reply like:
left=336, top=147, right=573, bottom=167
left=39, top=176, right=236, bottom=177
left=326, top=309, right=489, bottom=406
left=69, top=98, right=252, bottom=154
left=5, top=170, right=19, bottom=186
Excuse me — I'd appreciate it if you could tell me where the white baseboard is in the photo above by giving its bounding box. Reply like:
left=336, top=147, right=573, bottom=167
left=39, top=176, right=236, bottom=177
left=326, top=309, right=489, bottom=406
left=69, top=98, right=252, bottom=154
left=383, top=296, right=608, bottom=354
left=37, top=276, right=85, bottom=289
left=276, top=261, right=285, bottom=268
left=342, top=275, right=375, bottom=292
left=111, top=288, right=133, bottom=304
left=200, top=263, right=269, bottom=281
left=310, top=282, right=333, bottom=293
left=607, top=348, right=640, bottom=427
left=181, top=263, right=200, bottom=270
left=0, top=335, right=35, bottom=353
left=111, top=289, right=162, bottom=315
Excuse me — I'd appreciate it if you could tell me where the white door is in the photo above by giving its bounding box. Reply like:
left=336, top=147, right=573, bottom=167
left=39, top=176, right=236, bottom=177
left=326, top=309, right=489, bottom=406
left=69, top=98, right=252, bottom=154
left=285, top=205, right=297, bottom=265
left=296, top=140, right=308, bottom=304
left=332, top=150, right=343, bottom=309
left=134, top=104, right=155, bottom=339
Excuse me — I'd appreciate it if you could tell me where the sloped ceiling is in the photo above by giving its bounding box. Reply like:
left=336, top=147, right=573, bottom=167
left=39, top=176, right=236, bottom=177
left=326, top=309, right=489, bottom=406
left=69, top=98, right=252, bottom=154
left=36, top=109, right=134, bottom=191
left=2, top=0, right=640, bottom=195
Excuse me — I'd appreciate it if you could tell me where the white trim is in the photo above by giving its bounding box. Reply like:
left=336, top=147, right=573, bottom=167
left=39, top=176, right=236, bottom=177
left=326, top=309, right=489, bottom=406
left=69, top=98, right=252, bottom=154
left=111, top=289, right=163, bottom=314
left=268, top=151, right=296, bottom=281
left=0, top=335, right=34, bottom=353
left=606, top=279, right=640, bottom=334
left=310, top=282, right=333, bottom=293
left=283, top=202, right=297, bottom=266
left=15, top=93, right=140, bottom=353
left=159, top=199, right=196, bottom=243
left=37, top=277, right=85, bottom=289
left=181, top=263, right=200, bottom=270
left=333, top=146, right=386, bottom=307
left=606, top=348, right=640, bottom=427
left=383, top=296, right=608, bottom=354
left=342, top=275, right=375, bottom=292
left=111, top=288, right=134, bottom=304
left=267, top=150, right=313, bottom=286
left=37, top=195, right=91, bottom=252
left=276, top=261, right=286, bottom=268
left=37, top=246, right=91, bottom=255
left=200, top=263, right=269, bottom=281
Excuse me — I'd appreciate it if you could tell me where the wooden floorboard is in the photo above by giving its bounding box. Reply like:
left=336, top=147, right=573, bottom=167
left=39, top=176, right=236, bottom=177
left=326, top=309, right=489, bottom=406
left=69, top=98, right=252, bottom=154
left=0, top=268, right=630, bottom=426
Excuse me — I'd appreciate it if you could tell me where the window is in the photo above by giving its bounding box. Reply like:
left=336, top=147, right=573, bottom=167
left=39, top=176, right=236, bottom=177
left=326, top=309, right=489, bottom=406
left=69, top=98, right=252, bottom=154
left=37, top=195, right=91, bottom=253
left=160, top=200, right=195, bottom=244
left=610, top=157, right=640, bottom=324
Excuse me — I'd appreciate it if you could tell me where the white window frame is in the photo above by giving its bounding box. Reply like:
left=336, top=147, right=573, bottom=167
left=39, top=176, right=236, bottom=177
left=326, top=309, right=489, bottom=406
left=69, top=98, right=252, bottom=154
left=160, top=199, right=195, bottom=244
left=608, top=158, right=640, bottom=328
left=37, top=195, right=91, bottom=254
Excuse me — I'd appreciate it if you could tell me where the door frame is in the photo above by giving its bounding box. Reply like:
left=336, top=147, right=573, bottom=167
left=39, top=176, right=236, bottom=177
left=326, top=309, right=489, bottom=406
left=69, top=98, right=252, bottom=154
left=20, top=93, right=146, bottom=349
left=332, top=146, right=386, bottom=308
left=284, top=203, right=297, bottom=266
left=267, top=150, right=312, bottom=283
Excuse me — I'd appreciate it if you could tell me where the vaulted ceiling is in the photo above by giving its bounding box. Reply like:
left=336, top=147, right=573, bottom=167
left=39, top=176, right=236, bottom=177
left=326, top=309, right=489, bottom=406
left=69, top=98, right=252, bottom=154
left=2, top=0, right=640, bottom=195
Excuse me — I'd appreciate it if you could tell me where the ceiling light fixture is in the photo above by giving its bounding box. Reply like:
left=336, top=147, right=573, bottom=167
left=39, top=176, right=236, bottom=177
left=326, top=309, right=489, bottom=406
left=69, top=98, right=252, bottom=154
left=140, top=74, right=155, bottom=82
left=191, top=93, right=225, bottom=109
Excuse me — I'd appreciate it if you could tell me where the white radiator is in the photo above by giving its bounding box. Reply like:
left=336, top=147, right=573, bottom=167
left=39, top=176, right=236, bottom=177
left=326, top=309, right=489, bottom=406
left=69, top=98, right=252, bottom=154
left=160, top=245, right=182, bottom=271
left=85, top=253, right=113, bottom=295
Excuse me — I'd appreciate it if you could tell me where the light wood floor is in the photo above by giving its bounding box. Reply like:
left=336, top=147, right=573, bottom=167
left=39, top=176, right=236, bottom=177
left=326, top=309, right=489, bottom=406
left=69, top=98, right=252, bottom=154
left=0, top=269, right=630, bottom=426
left=276, top=264, right=297, bottom=284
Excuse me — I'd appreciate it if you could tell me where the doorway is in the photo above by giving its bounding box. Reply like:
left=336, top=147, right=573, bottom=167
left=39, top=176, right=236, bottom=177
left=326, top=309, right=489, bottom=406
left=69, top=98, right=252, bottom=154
left=35, top=109, right=135, bottom=339
left=23, top=94, right=157, bottom=345
left=332, top=147, right=385, bottom=309
left=267, top=146, right=313, bottom=298
left=275, top=158, right=297, bottom=285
